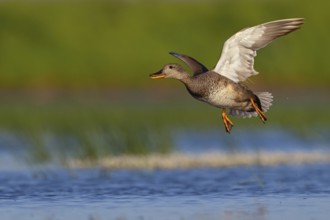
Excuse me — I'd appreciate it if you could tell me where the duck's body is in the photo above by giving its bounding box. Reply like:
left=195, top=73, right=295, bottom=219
left=183, top=71, right=254, bottom=110
left=150, top=18, right=304, bottom=133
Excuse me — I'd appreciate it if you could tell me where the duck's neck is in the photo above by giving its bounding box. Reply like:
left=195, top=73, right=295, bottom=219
left=178, top=74, right=199, bottom=98
left=177, top=72, right=193, bottom=85
left=180, top=74, right=205, bottom=100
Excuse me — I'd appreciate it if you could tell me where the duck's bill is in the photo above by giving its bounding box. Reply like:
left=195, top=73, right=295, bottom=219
left=149, top=70, right=166, bottom=79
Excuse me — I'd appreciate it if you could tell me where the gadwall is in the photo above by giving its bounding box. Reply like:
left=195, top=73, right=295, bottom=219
left=150, top=18, right=304, bottom=133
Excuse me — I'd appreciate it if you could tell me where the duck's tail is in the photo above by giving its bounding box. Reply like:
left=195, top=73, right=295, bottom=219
left=228, top=92, right=273, bottom=118
left=255, top=92, right=273, bottom=113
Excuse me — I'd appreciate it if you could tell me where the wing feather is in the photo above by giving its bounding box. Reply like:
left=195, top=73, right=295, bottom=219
left=169, top=52, right=208, bottom=76
left=213, top=18, right=304, bottom=82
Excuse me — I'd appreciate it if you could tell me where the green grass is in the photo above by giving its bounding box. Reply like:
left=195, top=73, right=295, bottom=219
left=0, top=100, right=173, bottom=162
left=0, top=0, right=329, bottom=88
left=0, top=93, right=328, bottom=163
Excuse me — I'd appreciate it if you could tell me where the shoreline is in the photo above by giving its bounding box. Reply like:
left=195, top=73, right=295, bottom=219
left=66, top=151, right=330, bottom=170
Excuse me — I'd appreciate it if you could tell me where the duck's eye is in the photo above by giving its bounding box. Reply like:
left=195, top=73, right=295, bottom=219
left=169, top=65, right=173, bottom=69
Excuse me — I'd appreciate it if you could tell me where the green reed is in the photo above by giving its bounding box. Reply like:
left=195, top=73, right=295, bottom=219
left=0, top=94, right=328, bottom=164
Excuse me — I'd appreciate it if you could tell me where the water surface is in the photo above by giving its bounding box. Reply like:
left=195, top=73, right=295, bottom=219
left=1, top=164, right=330, bottom=220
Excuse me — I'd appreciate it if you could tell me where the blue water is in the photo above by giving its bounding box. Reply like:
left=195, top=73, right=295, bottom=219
left=1, top=164, right=330, bottom=220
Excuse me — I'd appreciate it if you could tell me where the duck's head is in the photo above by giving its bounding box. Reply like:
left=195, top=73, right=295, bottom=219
left=149, top=63, right=188, bottom=80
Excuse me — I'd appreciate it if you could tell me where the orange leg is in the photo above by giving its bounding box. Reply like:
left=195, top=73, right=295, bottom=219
left=250, top=98, right=267, bottom=123
left=221, top=109, right=234, bottom=133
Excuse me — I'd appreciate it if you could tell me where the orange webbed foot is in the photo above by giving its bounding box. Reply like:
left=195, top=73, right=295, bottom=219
left=221, top=110, right=234, bottom=133
left=250, top=98, right=267, bottom=123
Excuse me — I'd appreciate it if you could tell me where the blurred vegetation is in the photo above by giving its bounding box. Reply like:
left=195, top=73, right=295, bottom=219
left=0, top=100, right=176, bottom=162
left=0, top=0, right=328, bottom=88
left=0, top=96, right=328, bottom=163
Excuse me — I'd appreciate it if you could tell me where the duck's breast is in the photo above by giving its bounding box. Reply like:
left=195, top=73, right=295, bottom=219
left=204, top=74, right=251, bottom=109
left=207, top=83, right=243, bottom=108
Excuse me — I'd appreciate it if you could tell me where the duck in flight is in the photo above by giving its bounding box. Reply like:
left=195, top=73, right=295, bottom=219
left=150, top=18, right=304, bottom=133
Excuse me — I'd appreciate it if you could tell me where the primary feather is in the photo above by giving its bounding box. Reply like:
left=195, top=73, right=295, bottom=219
left=213, top=18, right=304, bottom=83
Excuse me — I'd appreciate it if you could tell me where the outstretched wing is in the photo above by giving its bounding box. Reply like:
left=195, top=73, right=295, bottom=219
left=213, top=18, right=304, bottom=83
left=170, top=51, right=208, bottom=76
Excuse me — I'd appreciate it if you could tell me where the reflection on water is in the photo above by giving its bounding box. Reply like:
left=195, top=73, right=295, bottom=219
left=0, top=164, right=330, bottom=220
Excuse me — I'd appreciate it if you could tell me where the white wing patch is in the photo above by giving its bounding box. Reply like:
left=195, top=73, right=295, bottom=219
left=213, top=18, right=304, bottom=83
